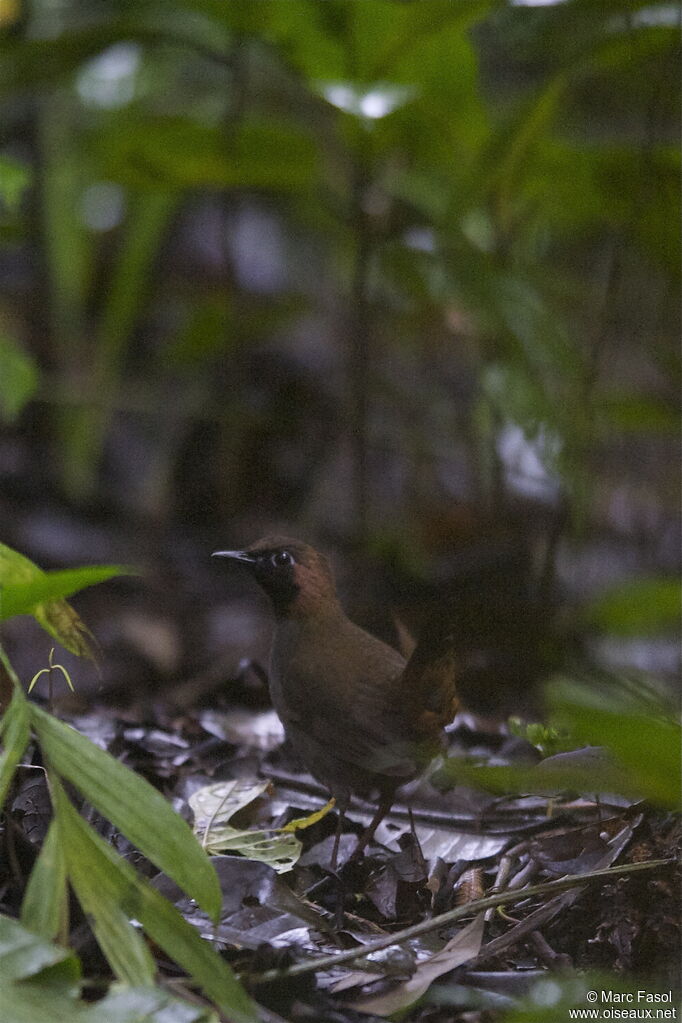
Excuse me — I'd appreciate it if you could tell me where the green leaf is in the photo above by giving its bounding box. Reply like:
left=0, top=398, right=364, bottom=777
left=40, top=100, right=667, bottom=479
left=548, top=681, right=681, bottom=809
left=0, top=683, right=30, bottom=807
left=0, top=914, right=217, bottom=1022
left=0, top=565, right=132, bottom=620
left=583, top=578, right=681, bottom=636
left=0, top=333, right=39, bottom=422
left=51, top=777, right=157, bottom=987
left=599, top=394, right=679, bottom=435
left=21, top=820, right=69, bottom=943
left=436, top=754, right=630, bottom=806
left=61, top=189, right=178, bottom=499
left=0, top=543, right=132, bottom=657
left=31, top=705, right=222, bottom=923
left=105, top=116, right=316, bottom=191
left=50, top=781, right=258, bottom=1023
left=0, top=154, right=32, bottom=212
left=0, top=911, right=81, bottom=994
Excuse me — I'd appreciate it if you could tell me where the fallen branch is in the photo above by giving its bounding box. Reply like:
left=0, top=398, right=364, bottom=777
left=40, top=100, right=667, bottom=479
left=247, top=858, right=672, bottom=984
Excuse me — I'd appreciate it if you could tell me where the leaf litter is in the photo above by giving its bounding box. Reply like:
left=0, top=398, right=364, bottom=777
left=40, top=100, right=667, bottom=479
left=5, top=696, right=678, bottom=1021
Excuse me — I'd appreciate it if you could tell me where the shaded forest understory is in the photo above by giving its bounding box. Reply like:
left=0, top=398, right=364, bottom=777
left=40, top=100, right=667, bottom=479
left=0, top=0, right=680, bottom=1020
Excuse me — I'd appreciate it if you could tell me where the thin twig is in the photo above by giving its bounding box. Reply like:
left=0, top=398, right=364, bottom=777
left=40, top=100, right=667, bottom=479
left=471, top=888, right=576, bottom=966
left=246, top=858, right=672, bottom=984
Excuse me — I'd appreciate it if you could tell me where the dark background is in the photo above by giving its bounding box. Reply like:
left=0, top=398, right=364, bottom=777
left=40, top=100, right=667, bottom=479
left=0, top=0, right=679, bottom=719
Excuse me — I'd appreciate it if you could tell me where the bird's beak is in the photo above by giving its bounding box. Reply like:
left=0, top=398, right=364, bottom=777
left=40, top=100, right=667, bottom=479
left=211, top=549, right=257, bottom=564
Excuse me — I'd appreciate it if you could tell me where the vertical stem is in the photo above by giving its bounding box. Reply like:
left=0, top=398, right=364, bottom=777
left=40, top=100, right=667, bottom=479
left=0, top=640, right=21, bottom=711
left=214, top=37, right=250, bottom=519
left=348, top=157, right=372, bottom=539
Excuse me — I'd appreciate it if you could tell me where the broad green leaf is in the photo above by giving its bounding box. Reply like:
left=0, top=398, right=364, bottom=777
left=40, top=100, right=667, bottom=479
left=31, top=705, right=222, bottom=922
left=548, top=681, right=681, bottom=809
left=104, top=115, right=316, bottom=191
left=21, top=820, right=69, bottom=943
left=441, top=757, right=634, bottom=807
left=0, top=682, right=30, bottom=806
left=0, top=333, right=39, bottom=422
left=0, top=26, right=135, bottom=96
left=50, top=782, right=258, bottom=1023
left=190, top=779, right=302, bottom=873
left=583, top=578, right=681, bottom=637
left=51, top=777, right=157, bottom=987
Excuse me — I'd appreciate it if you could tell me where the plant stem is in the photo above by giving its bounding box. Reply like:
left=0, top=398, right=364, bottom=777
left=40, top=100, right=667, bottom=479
left=246, top=858, right=672, bottom=984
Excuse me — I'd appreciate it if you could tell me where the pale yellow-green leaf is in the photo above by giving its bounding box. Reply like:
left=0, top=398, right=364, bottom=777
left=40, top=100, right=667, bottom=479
left=0, top=543, right=130, bottom=659
left=189, top=778, right=272, bottom=833
left=189, top=779, right=302, bottom=873
left=201, top=824, right=301, bottom=873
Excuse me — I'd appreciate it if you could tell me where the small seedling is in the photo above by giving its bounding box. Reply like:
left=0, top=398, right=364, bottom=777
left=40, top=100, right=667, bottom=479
left=28, top=648, right=75, bottom=712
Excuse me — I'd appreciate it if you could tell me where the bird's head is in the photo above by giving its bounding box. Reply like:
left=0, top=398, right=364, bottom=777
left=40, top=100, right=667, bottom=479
left=212, top=536, right=339, bottom=618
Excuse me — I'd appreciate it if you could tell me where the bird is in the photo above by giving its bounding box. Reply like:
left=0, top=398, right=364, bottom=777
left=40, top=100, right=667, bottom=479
left=212, top=536, right=458, bottom=867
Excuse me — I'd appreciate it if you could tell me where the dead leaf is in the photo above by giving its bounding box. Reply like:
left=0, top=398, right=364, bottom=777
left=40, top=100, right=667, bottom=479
left=349, top=913, right=485, bottom=1016
left=189, top=778, right=302, bottom=873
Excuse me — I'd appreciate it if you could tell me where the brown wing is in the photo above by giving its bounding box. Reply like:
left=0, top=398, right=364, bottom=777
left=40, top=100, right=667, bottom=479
left=272, top=618, right=422, bottom=783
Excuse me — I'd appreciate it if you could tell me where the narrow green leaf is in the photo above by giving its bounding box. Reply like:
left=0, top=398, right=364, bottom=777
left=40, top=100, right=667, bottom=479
left=0, top=565, right=132, bottom=620
left=0, top=155, right=32, bottom=212
left=51, top=777, right=156, bottom=987
left=440, top=756, right=632, bottom=803
left=0, top=911, right=80, bottom=988
left=31, top=705, right=221, bottom=922
left=21, top=820, right=68, bottom=943
left=61, top=189, right=177, bottom=498
left=50, top=781, right=258, bottom=1023
left=0, top=333, right=39, bottom=422
left=583, top=577, right=681, bottom=637
left=0, top=914, right=214, bottom=1022
left=0, top=543, right=126, bottom=658
left=0, top=683, right=30, bottom=807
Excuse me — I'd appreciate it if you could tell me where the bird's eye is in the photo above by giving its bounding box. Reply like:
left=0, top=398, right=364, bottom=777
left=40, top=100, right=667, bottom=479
left=271, top=550, right=294, bottom=568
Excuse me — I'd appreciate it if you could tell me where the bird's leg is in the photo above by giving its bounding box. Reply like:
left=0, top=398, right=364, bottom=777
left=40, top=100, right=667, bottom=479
left=330, top=796, right=349, bottom=872
left=348, top=794, right=394, bottom=863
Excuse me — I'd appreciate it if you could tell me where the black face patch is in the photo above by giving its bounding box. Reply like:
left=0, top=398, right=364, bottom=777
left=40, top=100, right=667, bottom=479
left=251, top=549, right=300, bottom=616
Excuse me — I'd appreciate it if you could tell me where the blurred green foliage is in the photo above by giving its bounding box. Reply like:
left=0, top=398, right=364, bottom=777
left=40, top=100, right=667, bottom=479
left=0, top=0, right=678, bottom=553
